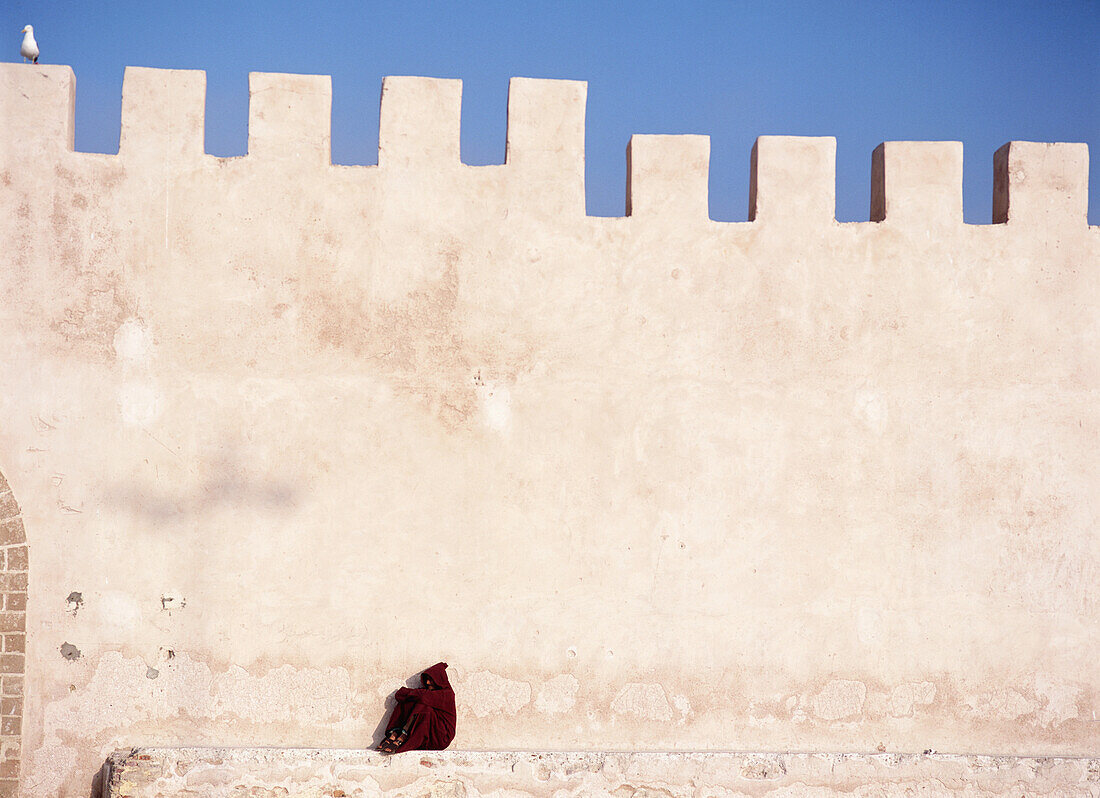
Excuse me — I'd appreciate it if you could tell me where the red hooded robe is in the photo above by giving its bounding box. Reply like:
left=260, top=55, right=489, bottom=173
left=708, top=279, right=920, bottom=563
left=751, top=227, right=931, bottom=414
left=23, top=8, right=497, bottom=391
left=383, top=662, right=456, bottom=752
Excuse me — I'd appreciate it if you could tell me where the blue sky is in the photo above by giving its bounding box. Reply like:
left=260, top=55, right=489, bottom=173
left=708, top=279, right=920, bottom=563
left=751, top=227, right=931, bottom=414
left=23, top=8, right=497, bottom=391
left=6, top=1, right=1098, bottom=223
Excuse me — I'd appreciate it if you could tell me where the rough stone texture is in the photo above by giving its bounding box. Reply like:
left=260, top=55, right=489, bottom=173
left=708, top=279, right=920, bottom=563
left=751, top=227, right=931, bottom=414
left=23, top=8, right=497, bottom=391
left=0, top=63, right=1098, bottom=797
left=105, top=749, right=1100, bottom=797
left=0, top=477, right=26, bottom=798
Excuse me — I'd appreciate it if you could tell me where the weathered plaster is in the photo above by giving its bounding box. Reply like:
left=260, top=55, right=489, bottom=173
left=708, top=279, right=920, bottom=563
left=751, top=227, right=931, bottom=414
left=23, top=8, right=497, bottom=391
left=1, top=63, right=1098, bottom=796
left=106, top=749, right=1100, bottom=797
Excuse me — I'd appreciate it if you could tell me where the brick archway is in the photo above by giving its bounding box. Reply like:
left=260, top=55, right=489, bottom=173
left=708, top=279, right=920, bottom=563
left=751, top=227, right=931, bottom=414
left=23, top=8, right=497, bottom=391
left=0, top=471, right=25, bottom=797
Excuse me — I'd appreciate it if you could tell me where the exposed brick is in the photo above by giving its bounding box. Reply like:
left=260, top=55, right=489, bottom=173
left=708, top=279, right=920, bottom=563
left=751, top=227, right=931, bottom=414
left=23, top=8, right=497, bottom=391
left=0, top=576, right=25, bottom=593
left=0, top=617, right=22, bottom=636
left=1, top=638, right=22, bottom=655
left=0, top=777, right=17, bottom=797
left=1, top=699, right=20, bottom=717
left=3, top=596, right=24, bottom=613
left=0, top=657, right=22, bottom=675
left=0, top=494, right=17, bottom=521
left=3, top=549, right=25, bottom=573
left=1, top=742, right=20, bottom=760
left=0, top=759, right=17, bottom=779
left=0, top=521, right=22, bottom=547
left=1, top=678, right=22, bottom=697
left=0, top=718, right=19, bottom=737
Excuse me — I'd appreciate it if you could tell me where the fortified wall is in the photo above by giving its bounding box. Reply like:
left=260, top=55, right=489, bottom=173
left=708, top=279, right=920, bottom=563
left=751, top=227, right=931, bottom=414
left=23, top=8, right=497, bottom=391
left=0, top=64, right=1098, bottom=797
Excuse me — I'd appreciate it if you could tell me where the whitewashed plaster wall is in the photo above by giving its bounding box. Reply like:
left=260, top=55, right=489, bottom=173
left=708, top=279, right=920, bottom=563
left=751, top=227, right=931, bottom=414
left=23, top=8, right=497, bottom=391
left=0, top=64, right=1097, bottom=797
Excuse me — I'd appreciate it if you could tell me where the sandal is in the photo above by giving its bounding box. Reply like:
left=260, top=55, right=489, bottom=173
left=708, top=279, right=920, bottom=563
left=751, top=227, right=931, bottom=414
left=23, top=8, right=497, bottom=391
left=377, top=729, right=407, bottom=754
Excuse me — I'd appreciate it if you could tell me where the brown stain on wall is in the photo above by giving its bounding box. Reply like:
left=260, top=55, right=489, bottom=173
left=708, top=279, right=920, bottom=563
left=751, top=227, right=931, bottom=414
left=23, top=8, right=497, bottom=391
left=300, top=244, right=532, bottom=431
left=50, top=270, right=134, bottom=360
left=24, top=161, right=137, bottom=360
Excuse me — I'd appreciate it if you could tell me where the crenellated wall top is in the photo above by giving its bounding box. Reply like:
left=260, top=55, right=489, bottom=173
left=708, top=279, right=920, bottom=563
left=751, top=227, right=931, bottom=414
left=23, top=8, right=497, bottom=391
left=0, top=63, right=1092, bottom=229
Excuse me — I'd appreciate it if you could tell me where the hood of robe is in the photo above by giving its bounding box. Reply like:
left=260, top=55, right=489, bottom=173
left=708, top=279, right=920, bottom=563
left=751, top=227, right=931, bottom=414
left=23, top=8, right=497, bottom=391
left=422, top=662, right=452, bottom=691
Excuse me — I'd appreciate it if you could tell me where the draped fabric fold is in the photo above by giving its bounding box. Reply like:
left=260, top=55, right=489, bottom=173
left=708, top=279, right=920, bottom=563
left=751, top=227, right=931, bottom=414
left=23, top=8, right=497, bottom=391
left=382, top=662, right=456, bottom=752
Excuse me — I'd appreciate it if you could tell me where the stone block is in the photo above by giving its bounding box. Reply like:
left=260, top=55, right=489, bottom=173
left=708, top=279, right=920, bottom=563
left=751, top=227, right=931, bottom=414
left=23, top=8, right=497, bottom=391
left=627, top=134, right=710, bottom=221
left=750, top=135, right=836, bottom=224
left=0, top=63, right=74, bottom=154
left=993, top=141, right=1089, bottom=225
left=247, top=72, right=332, bottom=165
left=120, top=66, right=206, bottom=162
left=378, top=76, right=462, bottom=169
left=0, top=495, right=17, bottom=522
left=506, top=77, right=587, bottom=214
left=871, top=141, right=963, bottom=225
left=0, top=523, right=22, bottom=548
left=3, top=549, right=25, bottom=573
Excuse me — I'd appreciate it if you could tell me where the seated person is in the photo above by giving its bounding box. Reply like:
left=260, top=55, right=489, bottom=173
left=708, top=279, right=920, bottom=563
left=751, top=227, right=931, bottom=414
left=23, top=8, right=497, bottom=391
left=377, top=662, right=456, bottom=754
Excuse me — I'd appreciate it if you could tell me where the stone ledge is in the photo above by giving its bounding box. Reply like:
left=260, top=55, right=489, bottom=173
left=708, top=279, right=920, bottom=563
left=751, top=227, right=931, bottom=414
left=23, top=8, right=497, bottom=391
left=105, top=748, right=1100, bottom=797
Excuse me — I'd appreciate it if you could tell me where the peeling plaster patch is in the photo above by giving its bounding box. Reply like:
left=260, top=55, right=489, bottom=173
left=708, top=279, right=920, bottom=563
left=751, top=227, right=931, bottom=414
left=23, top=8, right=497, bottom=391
left=611, top=683, right=672, bottom=722
left=856, top=607, right=881, bottom=645
left=59, top=642, right=81, bottom=660
left=119, top=379, right=162, bottom=426
left=65, top=591, right=83, bottom=616
left=185, top=764, right=240, bottom=788
left=1034, top=675, right=1080, bottom=728
left=213, top=663, right=354, bottom=724
left=854, top=390, right=887, bottom=434
left=785, top=694, right=811, bottom=724
left=671, top=693, right=693, bottom=724
left=40, top=652, right=357, bottom=739
left=113, top=318, right=153, bottom=364
left=160, top=592, right=186, bottom=611
left=459, top=671, right=531, bottom=718
left=812, top=679, right=866, bottom=721
left=534, top=674, right=578, bottom=715
left=741, top=754, right=787, bottom=780
left=888, top=681, right=936, bottom=718
left=23, top=740, right=78, bottom=798
left=30, top=651, right=367, bottom=793
left=96, top=591, right=143, bottom=635
left=477, top=379, right=512, bottom=434
left=966, top=687, right=1037, bottom=722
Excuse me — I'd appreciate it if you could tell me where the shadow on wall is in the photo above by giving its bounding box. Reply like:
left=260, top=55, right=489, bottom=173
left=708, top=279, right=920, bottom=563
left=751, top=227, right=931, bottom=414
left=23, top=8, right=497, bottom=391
left=89, top=759, right=108, bottom=798
left=370, top=669, right=454, bottom=750
left=102, top=453, right=298, bottom=522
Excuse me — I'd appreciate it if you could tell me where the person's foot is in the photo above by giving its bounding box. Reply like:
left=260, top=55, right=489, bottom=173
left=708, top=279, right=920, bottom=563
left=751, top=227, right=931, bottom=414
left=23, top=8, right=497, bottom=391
left=377, top=729, right=407, bottom=754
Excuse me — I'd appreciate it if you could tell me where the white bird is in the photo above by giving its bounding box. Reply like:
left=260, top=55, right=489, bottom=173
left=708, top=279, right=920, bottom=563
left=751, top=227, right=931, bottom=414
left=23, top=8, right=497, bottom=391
left=20, top=25, right=39, bottom=64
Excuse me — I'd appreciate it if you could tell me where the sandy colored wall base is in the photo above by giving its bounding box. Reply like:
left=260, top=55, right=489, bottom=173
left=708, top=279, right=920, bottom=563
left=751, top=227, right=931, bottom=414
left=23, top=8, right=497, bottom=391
left=106, top=749, right=1100, bottom=797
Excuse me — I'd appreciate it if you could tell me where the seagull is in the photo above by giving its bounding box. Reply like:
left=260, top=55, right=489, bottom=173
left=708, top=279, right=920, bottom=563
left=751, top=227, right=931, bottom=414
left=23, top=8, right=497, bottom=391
left=20, top=25, right=39, bottom=64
